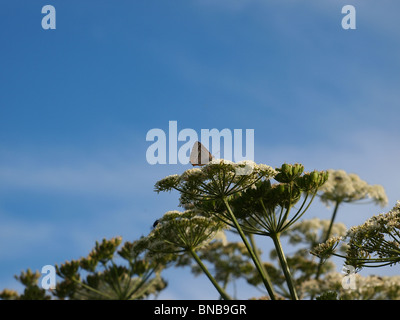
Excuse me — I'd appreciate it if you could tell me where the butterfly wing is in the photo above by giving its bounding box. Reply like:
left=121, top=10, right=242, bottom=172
left=190, top=141, right=213, bottom=166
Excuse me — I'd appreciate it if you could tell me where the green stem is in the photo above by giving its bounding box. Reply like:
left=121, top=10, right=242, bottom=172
left=315, top=201, right=341, bottom=280
left=271, top=233, right=298, bottom=300
left=324, top=201, right=341, bottom=243
left=189, top=248, right=232, bottom=300
left=223, top=197, right=276, bottom=300
left=70, top=277, right=114, bottom=299
left=248, top=234, right=270, bottom=284
left=126, top=267, right=156, bottom=300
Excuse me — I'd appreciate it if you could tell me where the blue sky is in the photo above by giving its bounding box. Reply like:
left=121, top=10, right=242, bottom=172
left=1, top=1, right=400, bottom=299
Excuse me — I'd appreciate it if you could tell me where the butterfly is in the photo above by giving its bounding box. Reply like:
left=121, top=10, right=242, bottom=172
left=190, top=141, right=214, bottom=166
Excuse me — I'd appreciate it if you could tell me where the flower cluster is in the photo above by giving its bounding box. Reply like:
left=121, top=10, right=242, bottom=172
left=154, top=162, right=328, bottom=237
left=0, top=237, right=167, bottom=300
left=135, top=209, right=232, bottom=299
left=154, top=160, right=277, bottom=204
left=0, top=269, right=51, bottom=300
left=154, top=162, right=328, bottom=300
left=344, top=201, right=400, bottom=269
left=318, top=169, right=388, bottom=207
left=220, top=164, right=329, bottom=235
left=55, top=237, right=166, bottom=300
left=140, top=210, right=226, bottom=257
left=300, top=273, right=400, bottom=300
left=310, top=236, right=343, bottom=262
left=312, top=201, right=400, bottom=270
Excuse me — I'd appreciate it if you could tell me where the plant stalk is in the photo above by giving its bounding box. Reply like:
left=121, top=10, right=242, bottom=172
left=189, top=248, right=232, bottom=300
left=315, top=200, right=341, bottom=280
left=271, top=233, right=298, bottom=300
left=223, top=197, right=276, bottom=300
left=248, top=233, right=270, bottom=284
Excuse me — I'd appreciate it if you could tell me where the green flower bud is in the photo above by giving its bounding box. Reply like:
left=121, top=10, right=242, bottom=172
left=296, top=170, right=327, bottom=191
left=292, top=163, right=304, bottom=176
left=310, top=171, right=319, bottom=183
left=275, top=163, right=304, bottom=183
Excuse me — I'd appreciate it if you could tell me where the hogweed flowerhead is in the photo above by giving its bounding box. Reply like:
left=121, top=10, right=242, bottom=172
left=154, top=174, right=181, bottom=193
left=154, top=162, right=327, bottom=301
left=154, top=160, right=277, bottom=204
left=0, top=269, right=51, bottom=300
left=310, top=236, right=343, bottom=262
left=0, top=289, right=20, bottom=300
left=53, top=236, right=169, bottom=300
left=318, top=169, right=388, bottom=207
left=94, top=237, right=123, bottom=263
left=14, top=269, right=42, bottom=287
left=312, top=201, right=400, bottom=271
left=344, top=201, right=400, bottom=269
left=300, top=273, right=400, bottom=300
left=219, top=164, right=329, bottom=235
left=145, top=210, right=226, bottom=256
